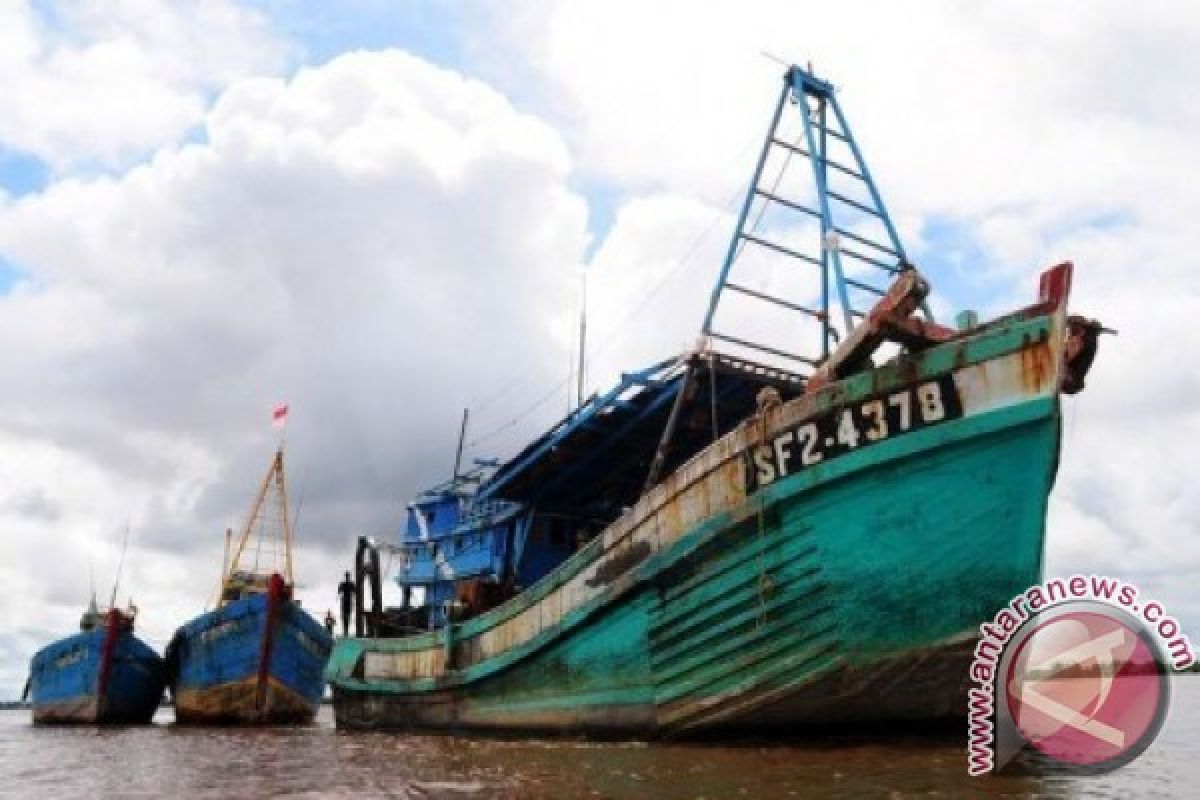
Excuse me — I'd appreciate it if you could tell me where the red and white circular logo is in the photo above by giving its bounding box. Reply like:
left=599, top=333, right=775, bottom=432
left=1004, top=604, right=1169, bottom=770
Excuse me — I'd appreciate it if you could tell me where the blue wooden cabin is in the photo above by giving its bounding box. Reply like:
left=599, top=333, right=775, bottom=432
left=385, top=352, right=805, bottom=630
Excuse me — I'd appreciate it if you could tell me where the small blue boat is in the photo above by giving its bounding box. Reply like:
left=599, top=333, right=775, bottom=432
left=167, top=573, right=331, bottom=723
left=26, top=603, right=165, bottom=724
left=166, top=448, right=332, bottom=724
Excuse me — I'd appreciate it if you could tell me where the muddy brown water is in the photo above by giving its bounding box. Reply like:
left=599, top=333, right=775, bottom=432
left=2, top=679, right=1195, bottom=799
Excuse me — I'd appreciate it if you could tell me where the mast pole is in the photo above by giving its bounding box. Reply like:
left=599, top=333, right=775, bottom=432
left=577, top=269, right=587, bottom=408
left=108, top=523, right=131, bottom=610
left=214, top=527, right=232, bottom=607
left=226, top=453, right=277, bottom=585
left=277, top=449, right=293, bottom=585
left=642, top=358, right=695, bottom=493
left=453, top=408, right=469, bottom=481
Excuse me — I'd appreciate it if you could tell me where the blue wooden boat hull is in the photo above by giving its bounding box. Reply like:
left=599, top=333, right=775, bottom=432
left=28, top=627, right=165, bottom=725
left=168, top=592, right=332, bottom=724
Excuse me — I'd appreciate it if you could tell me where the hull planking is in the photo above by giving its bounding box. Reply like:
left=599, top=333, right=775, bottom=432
left=28, top=626, right=165, bottom=725
left=169, top=592, right=332, bottom=725
left=328, top=298, right=1068, bottom=736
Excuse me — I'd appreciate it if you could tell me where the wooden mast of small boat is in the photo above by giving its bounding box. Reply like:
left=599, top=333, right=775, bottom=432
left=221, top=448, right=294, bottom=604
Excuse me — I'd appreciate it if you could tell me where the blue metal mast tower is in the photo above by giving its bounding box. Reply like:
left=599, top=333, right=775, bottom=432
left=701, top=66, right=924, bottom=369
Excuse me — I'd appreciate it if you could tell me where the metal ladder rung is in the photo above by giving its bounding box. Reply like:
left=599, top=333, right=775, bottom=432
left=739, top=233, right=822, bottom=267
left=832, top=226, right=900, bottom=258
left=724, top=282, right=826, bottom=319
left=840, top=247, right=899, bottom=274
left=816, top=125, right=849, bottom=143
left=753, top=188, right=820, bottom=220
left=845, top=277, right=886, bottom=296
left=769, top=139, right=864, bottom=181
left=823, top=158, right=865, bottom=181
left=826, top=189, right=881, bottom=218
left=708, top=331, right=820, bottom=367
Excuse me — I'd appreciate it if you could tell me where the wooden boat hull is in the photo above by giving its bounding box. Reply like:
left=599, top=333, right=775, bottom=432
left=28, top=628, right=165, bottom=725
left=328, top=302, right=1067, bottom=736
left=333, top=636, right=981, bottom=735
left=168, top=592, right=332, bottom=725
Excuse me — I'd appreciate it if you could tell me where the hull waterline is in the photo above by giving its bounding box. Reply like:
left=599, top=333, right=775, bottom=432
left=327, top=301, right=1069, bottom=737
left=169, top=591, right=332, bottom=725
left=28, top=620, right=165, bottom=725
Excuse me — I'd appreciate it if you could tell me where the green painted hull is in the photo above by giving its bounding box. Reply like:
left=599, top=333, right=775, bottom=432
left=329, top=307, right=1067, bottom=736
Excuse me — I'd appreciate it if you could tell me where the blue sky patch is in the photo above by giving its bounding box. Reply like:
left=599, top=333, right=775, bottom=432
left=912, top=215, right=1004, bottom=314
left=0, top=148, right=51, bottom=197
left=248, top=0, right=466, bottom=72
left=572, top=176, right=623, bottom=261
left=0, top=254, right=27, bottom=295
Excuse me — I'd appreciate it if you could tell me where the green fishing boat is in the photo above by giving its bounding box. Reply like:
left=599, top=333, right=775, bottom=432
left=326, top=66, right=1108, bottom=736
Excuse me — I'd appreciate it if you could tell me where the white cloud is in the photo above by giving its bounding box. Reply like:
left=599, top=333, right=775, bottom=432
left=475, top=0, right=1200, bottom=631
left=477, top=0, right=1200, bottom=242
left=3, top=2, right=1200, bottom=698
left=0, top=49, right=587, bottom=695
left=0, top=0, right=287, bottom=169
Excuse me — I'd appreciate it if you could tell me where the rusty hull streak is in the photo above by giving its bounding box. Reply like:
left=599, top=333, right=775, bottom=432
left=31, top=696, right=101, bottom=725
left=174, top=676, right=315, bottom=725
left=338, top=304, right=1066, bottom=689
left=1018, top=337, right=1055, bottom=396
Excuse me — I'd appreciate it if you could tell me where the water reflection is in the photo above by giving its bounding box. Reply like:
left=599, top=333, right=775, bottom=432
left=1, top=680, right=1193, bottom=799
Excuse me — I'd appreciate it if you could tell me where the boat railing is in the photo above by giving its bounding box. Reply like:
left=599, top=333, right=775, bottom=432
left=453, top=421, right=750, bottom=642
left=459, top=498, right=520, bottom=530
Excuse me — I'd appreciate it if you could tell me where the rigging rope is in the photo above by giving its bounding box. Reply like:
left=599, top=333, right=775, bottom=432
left=463, top=130, right=773, bottom=453
left=466, top=177, right=753, bottom=452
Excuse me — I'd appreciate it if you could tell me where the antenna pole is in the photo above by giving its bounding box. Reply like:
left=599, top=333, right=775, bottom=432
left=215, top=527, right=232, bottom=607
left=292, top=471, right=308, bottom=543
left=453, top=408, right=469, bottom=481
left=277, top=449, right=293, bottom=585
left=108, top=523, right=131, bottom=610
left=577, top=270, right=587, bottom=408
left=567, top=310, right=576, bottom=413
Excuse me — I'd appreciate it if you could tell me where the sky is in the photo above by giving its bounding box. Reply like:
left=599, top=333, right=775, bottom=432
left=1, top=1, right=1198, bottom=699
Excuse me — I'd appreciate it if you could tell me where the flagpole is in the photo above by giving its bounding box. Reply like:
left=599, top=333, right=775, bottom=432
left=272, top=403, right=289, bottom=452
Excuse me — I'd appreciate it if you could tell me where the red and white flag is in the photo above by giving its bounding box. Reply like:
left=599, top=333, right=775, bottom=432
left=272, top=403, right=289, bottom=428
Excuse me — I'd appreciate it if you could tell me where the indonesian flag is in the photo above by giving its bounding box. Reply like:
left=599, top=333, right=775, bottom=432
left=272, top=403, right=289, bottom=428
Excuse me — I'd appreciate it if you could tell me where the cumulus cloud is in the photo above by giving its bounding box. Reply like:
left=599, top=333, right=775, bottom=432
left=0, top=49, right=587, bottom=695
left=0, top=0, right=287, bottom=170
left=476, top=0, right=1200, bottom=630
left=3, top=2, right=1198, bottom=699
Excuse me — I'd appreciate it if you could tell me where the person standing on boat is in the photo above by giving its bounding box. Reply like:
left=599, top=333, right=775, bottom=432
left=337, top=572, right=357, bottom=637
left=323, top=610, right=336, bottom=637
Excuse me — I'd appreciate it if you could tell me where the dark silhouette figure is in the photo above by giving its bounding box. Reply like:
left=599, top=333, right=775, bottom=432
left=337, top=572, right=357, bottom=637
left=323, top=609, right=336, bottom=637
